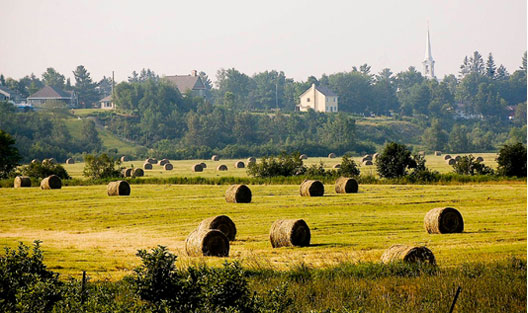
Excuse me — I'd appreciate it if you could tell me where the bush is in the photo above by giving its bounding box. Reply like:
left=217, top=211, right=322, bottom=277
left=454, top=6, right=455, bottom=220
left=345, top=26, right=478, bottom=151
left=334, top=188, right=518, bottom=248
left=407, top=154, right=440, bottom=183
left=83, top=154, right=122, bottom=180
left=338, top=155, right=360, bottom=177
left=376, top=142, right=416, bottom=178
left=452, top=155, right=494, bottom=176
left=247, top=152, right=306, bottom=178
left=497, top=143, right=527, bottom=177
left=0, top=129, right=21, bottom=179
left=18, top=162, right=70, bottom=179
left=0, top=241, right=62, bottom=312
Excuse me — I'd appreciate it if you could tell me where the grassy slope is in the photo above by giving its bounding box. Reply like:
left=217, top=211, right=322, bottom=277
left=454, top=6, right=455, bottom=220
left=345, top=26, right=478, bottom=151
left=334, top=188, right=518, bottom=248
left=0, top=182, right=524, bottom=280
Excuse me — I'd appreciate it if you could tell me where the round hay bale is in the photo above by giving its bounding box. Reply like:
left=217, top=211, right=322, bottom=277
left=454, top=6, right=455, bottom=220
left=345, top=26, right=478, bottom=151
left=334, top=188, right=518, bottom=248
left=143, top=162, right=153, bottom=170
left=31, top=159, right=40, bottom=164
left=380, top=244, right=436, bottom=265
left=185, top=229, right=229, bottom=257
left=446, top=159, right=456, bottom=165
left=373, top=153, right=379, bottom=159
left=158, top=159, right=170, bottom=166
left=132, top=168, right=144, bottom=177
left=122, top=168, right=133, bottom=177
left=120, top=156, right=127, bottom=162
left=107, top=180, right=131, bottom=196
left=362, top=154, right=372, bottom=161
left=225, top=184, right=252, bottom=203
left=247, top=157, right=256, bottom=164
left=164, top=163, right=173, bottom=171
left=300, top=180, right=324, bottom=197
left=443, top=155, right=452, bottom=160
left=424, top=207, right=464, bottom=234
left=335, top=177, right=358, bottom=194
left=299, top=154, right=308, bottom=160
left=362, top=160, right=373, bottom=166
left=455, top=156, right=461, bottom=161
left=217, top=164, right=228, bottom=171
left=147, top=158, right=157, bottom=164
left=200, top=162, right=207, bottom=168
left=269, top=219, right=311, bottom=248
left=192, top=163, right=203, bottom=172
left=211, top=155, right=220, bottom=161
left=40, top=175, right=61, bottom=190
left=48, top=158, right=56, bottom=164
left=333, top=164, right=341, bottom=169
left=328, top=153, right=336, bottom=158
left=198, top=215, right=237, bottom=241
left=65, top=158, right=75, bottom=164
left=434, top=151, right=442, bottom=156
left=42, top=159, right=51, bottom=165
left=234, top=161, right=245, bottom=169
left=476, top=156, right=484, bottom=162
left=14, top=176, right=31, bottom=188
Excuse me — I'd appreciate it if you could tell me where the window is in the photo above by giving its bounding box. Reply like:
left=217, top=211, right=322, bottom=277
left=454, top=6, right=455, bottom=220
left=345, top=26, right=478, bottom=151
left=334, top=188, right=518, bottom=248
left=307, top=98, right=310, bottom=102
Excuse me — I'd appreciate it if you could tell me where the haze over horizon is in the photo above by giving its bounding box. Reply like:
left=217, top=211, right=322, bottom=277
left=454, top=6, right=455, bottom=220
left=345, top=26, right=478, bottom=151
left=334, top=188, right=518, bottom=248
left=1, top=0, right=526, bottom=84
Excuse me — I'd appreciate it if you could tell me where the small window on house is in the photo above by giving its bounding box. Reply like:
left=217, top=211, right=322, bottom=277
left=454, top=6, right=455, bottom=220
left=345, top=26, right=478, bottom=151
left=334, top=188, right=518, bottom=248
left=307, top=98, right=310, bottom=102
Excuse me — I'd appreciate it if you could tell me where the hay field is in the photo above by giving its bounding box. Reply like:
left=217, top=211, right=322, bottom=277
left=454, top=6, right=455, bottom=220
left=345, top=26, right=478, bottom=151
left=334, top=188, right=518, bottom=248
left=60, top=153, right=499, bottom=179
left=0, top=182, right=524, bottom=280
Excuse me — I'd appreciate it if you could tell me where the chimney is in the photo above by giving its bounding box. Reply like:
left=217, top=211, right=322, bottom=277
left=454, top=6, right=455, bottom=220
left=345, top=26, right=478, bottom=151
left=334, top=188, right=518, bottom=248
left=191, top=70, right=197, bottom=76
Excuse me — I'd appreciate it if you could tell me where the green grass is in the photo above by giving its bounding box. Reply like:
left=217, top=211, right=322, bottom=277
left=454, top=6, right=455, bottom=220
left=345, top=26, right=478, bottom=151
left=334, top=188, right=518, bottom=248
left=0, top=182, right=524, bottom=281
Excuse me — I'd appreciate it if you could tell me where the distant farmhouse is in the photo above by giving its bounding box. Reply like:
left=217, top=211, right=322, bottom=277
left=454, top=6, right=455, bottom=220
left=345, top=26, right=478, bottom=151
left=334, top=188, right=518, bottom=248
left=297, top=83, right=338, bottom=113
left=99, top=95, right=114, bottom=110
left=164, top=70, right=206, bottom=97
left=0, top=86, right=27, bottom=107
left=27, top=86, right=78, bottom=108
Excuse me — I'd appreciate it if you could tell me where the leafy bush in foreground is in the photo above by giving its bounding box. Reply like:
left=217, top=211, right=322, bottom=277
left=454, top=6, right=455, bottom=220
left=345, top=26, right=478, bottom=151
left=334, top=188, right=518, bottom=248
left=497, top=143, right=527, bottom=177
left=18, top=161, right=70, bottom=179
left=452, top=154, right=494, bottom=176
left=247, top=152, right=305, bottom=178
left=83, top=153, right=122, bottom=179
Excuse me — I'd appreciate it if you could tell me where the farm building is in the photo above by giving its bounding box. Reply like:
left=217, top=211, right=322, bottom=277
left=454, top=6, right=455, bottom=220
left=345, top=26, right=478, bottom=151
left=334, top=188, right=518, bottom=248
left=297, top=83, right=338, bottom=113
left=27, top=86, right=78, bottom=108
left=164, top=70, right=206, bottom=97
left=99, top=95, right=114, bottom=110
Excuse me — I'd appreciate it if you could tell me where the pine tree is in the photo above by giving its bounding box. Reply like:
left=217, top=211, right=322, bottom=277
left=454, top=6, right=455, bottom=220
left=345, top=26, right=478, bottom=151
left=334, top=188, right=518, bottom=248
left=469, top=51, right=485, bottom=75
left=495, top=65, right=509, bottom=80
left=486, top=53, right=496, bottom=79
left=459, top=56, right=470, bottom=78
left=73, top=65, right=98, bottom=108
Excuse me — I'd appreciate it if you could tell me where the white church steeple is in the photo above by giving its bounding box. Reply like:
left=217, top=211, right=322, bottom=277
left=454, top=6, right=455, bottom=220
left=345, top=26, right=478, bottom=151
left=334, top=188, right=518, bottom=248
left=422, top=27, right=435, bottom=79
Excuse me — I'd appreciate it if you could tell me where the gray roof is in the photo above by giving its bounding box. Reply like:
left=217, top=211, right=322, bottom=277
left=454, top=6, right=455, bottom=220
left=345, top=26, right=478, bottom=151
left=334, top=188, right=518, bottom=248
left=28, top=86, right=73, bottom=99
left=100, top=95, right=112, bottom=102
left=0, top=86, right=15, bottom=98
left=314, top=85, right=338, bottom=97
left=164, top=75, right=206, bottom=94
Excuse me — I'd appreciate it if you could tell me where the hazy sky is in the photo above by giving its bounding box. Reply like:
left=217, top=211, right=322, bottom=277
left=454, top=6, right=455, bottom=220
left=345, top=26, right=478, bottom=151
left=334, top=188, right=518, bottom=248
left=1, top=0, right=526, bottom=84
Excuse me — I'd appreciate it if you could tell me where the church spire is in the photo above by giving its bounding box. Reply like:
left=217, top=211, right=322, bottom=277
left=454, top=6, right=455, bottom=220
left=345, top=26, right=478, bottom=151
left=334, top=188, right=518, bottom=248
left=422, top=26, right=435, bottom=79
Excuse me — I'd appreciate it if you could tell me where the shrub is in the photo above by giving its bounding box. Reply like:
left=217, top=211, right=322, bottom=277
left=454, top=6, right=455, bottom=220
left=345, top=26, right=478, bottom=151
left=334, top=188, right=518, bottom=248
left=407, top=154, right=440, bottom=183
left=452, top=155, right=494, bottom=176
left=247, top=152, right=305, bottom=178
left=18, top=162, right=70, bottom=179
left=305, top=161, right=328, bottom=177
left=376, top=142, right=416, bottom=178
left=83, top=154, right=122, bottom=180
left=0, top=129, right=21, bottom=179
left=497, top=143, right=527, bottom=177
left=338, top=155, right=360, bottom=177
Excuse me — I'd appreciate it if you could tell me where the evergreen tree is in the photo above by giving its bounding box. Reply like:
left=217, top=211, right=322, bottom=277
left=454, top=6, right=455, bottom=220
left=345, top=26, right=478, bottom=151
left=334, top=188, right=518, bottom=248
left=486, top=53, right=496, bottom=79
left=73, top=65, right=98, bottom=108
left=0, top=129, right=21, bottom=178
left=495, top=65, right=509, bottom=80
left=469, top=51, right=485, bottom=75
left=422, top=119, right=448, bottom=151
left=42, top=67, right=65, bottom=89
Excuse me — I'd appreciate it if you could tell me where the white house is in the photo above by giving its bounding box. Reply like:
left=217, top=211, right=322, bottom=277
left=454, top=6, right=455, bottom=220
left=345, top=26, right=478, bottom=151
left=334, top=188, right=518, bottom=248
left=297, top=83, right=338, bottom=112
left=99, top=95, right=114, bottom=110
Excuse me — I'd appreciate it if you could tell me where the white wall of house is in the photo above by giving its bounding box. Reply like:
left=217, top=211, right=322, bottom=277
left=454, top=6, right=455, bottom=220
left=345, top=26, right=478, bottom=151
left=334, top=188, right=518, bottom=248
left=298, top=84, right=338, bottom=112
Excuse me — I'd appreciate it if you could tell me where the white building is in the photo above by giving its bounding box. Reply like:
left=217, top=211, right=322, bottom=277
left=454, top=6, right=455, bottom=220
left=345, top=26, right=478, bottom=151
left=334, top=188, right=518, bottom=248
left=422, top=27, right=435, bottom=79
left=297, top=83, right=338, bottom=113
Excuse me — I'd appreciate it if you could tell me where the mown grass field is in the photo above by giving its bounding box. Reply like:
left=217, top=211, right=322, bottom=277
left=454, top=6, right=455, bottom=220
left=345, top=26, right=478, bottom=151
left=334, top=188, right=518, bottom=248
left=0, top=181, right=524, bottom=281
left=60, top=152, right=499, bottom=179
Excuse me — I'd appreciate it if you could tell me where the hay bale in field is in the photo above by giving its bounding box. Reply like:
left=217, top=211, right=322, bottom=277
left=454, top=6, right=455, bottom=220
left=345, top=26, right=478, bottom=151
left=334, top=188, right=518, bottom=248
left=40, top=175, right=61, bottom=190
left=434, top=151, right=442, bottom=156
left=455, top=155, right=461, bottom=161
left=333, top=164, right=341, bottom=169
left=65, top=158, right=75, bottom=164
left=380, top=244, right=436, bottom=264
left=328, top=153, right=336, bottom=158
left=107, top=180, right=131, bottom=196
left=132, top=168, right=144, bottom=177
left=198, top=215, right=237, bottom=241
left=300, top=180, right=324, bottom=197
left=200, top=162, right=207, bottom=168
left=164, top=163, right=173, bottom=171
left=299, top=154, right=308, bottom=160
left=158, top=159, right=170, bottom=166
left=192, top=163, right=203, bottom=172
left=476, top=156, right=484, bottom=162
left=269, top=219, right=311, bottom=248
left=424, top=207, right=464, bottom=234
left=14, top=176, right=31, bottom=188
left=234, top=161, right=245, bottom=168
left=147, top=158, right=157, bottom=164
left=443, top=155, right=452, bottom=160
left=247, top=157, right=256, bottom=164
left=122, top=168, right=133, bottom=177
left=362, top=160, right=373, bottom=166
left=42, top=159, right=51, bottom=165
left=120, top=156, right=127, bottom=162
left=48, top=158, right=56, bottom=164
left=373, top=153, right=379, bottom=159
left=446, top=159, right=456, bottom=165
left=143, top=162, right=153, bottom=170
left=211, top=155, right=220, bottom=161
left=362, top=154, right=372, bottom=161
left=185, top=229, right=229, bottom=257
left=217, top=164, right=228, bottom=171
left=225, top=184, right=252, bottom=203
left=335, top=177, right=358, bottom=194
left=31, top=159, right=40, bottom=164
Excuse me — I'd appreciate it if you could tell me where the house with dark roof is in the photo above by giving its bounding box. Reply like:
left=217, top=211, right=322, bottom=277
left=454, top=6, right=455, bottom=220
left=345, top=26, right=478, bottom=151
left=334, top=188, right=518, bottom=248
left=0, top=86, right=25, bottom=105
left=297, top=83, right=338, bottom=112
left=27, top=86, right=78, bottom=108
left=163, top=70, right=206, bottom=97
